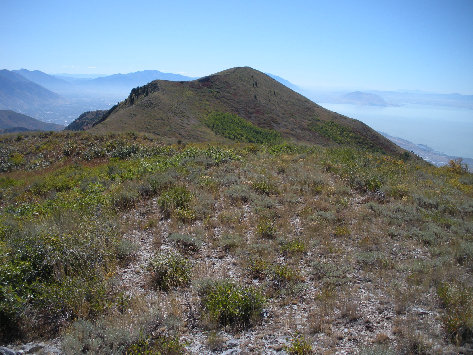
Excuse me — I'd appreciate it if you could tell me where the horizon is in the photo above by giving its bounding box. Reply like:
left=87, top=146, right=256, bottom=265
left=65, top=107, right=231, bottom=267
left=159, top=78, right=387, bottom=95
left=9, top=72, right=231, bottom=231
left=6, top=67, right=473, bottom=97
left=1, top=1, right=473, bottom=95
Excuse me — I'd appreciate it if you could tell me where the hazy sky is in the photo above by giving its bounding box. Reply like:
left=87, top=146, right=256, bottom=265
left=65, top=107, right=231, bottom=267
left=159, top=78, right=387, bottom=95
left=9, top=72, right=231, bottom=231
left=2, top=0, right=473, bottom=93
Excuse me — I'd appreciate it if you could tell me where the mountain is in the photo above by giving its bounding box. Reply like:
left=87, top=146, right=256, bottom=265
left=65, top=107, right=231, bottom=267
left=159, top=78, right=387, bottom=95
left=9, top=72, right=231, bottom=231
left=0, top=70, right=63, bottom=113
left=0, top=69, right=199, bottom=125
left=86, top=70, right=195, bottom=86
left=372, top=90, right=473, bottom=109
left=65, top=110, right=107, bottom=131
left=12, top=69, right=72, bottom=93
left=67, top=70, right=197, bottom=98
left=341, top=91, right=389, bottom=106
left=0, top=110, right=64, bottom=132
left=88, top=67, right=401, bottom=155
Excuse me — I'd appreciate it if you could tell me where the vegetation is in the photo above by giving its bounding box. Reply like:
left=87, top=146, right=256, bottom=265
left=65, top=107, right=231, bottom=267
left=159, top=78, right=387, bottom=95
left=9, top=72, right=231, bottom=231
left=0, top=130, right=471, bottom=353
left=309, top=117, right=381, bottom=152
left=149, top=251, right=192, bottom=291
left=204, top=112, right=282, bottom=144
left=198, top=279, right=265, bottom=328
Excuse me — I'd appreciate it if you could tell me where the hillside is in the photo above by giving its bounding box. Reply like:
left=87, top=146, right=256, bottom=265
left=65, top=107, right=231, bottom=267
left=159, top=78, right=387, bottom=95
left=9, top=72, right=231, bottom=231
left=65, top=110, right=107, bottom=131
left=13, top=69, right=72, bottom=94
left=0, top=110, right=64, bottom=132
left=0, top=131, right=472, bottom=354
left=90, top=67, right=402, bottom=155
left=0, top=70, right=63, bottom=113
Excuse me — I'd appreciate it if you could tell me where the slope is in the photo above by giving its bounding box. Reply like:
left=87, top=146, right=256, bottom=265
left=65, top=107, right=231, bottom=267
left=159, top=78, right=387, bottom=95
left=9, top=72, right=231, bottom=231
left=13, top=69, right=72, bottom=94
left=0, top=70, right=63, bottom=113
left=0, top=110, right=64, bottom=132
left=65, top=110, right=107, bottom=131
left=91, top=67, right=401, bottom=154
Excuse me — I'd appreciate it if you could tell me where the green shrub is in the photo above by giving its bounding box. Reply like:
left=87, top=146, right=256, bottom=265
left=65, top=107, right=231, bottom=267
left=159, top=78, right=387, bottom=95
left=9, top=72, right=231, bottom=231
left=115, top=238, right=139, bottom=264
left=0, top=215, right=120, bottom=340
left=205, top=112, right=282, bottom=144
left=270, top=264, right=302, bottom=286
left=158, top=186, right=193, bottom=219
left=256, top=217, right=276, bottom=239
left=309, top=118, right=380, bottom=152
left=358, top=344, right=397, bottom=355
left=198, top=279, right=265, bottom=328
left=147, top=169, right=179, bottom=195
left=280, top=239, right=307, bottom=255
left=127, top=334, right=186, bottom=355
left=286, top=333, right=313, bottom=354
left=247, top=258, right=269, bottom=280
left=110, top=182, right=141, bottom=210
left=150, top=252, right=192, bottom=291
left=251, top=179, right=278, bottom=195
left=356, top=251, right=391, bottom=269
left=437, top=282, right=473, bottom=345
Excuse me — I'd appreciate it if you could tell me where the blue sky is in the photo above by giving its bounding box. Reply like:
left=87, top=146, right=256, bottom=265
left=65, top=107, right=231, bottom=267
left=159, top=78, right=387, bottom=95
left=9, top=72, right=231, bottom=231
left=1, top=0, right=473, bottom=93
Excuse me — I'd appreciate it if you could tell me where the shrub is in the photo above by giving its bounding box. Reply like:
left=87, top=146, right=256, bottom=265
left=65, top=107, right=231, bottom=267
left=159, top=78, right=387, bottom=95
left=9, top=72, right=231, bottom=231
left=334, top=226, right=350, bottom=237
left=251, top=179, right=278, bottom=195
left=127, top=334, right=186, bottom=355
left=158, top=186, right=193, bottom=219
left=286, top=334, right=313, bottom=354
left=270, top=264, right=302, bottom=286
left=149, top=252, right=192, bottom=291
left=247, top=257, right=269, bottom=280
left=311, top=261, right=350, bottom=286
left=358, top=344, right=397, bottom=355
left=280, top=239, right=307, bottom=255
left=198, top=279, right=265, bottom=328
left=224, top=184, right=252, bottom=204
left=436, top=282, right=473, bottom=345
left=115, top=238, right=139, bottom=264
left=110, top=182, right=141, bottom=210
left=168, top=233, right=202, bottom=254
left=219, top=234, right=243, bottom=253
left=256, top=218, right=276, bottom=239
left=147, top=169, right=178, bottom=195
left=205, top=112, right=282, bottom=144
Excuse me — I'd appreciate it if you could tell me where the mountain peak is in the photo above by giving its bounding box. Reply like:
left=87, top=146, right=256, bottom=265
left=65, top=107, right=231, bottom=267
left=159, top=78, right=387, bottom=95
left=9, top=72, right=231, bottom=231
left=84, top=67, right=401, bottom=155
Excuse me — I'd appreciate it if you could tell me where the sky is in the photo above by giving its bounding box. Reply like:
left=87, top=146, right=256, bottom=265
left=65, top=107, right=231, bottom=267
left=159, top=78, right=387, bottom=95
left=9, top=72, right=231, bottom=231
left=1, top=0, right=473, bottom=94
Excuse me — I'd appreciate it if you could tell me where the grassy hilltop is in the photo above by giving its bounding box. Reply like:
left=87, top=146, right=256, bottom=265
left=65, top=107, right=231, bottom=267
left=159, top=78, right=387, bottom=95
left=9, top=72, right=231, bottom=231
left=84, top=67, right=401, bottom=156
left=0, top=68, right=472, bottom=353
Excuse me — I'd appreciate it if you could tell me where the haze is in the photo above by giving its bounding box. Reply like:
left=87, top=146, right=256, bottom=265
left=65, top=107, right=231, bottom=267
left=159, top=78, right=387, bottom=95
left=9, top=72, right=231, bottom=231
left=1, top=0, right=473, bottom=94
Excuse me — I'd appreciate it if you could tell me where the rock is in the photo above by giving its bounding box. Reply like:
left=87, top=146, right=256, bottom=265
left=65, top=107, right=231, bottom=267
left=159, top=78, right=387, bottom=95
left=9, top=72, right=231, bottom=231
left=26, top=345, right=43, bottom=354
left=0, top=347, right=17, bottom=355
left=271, top=343, right=285, bottom=351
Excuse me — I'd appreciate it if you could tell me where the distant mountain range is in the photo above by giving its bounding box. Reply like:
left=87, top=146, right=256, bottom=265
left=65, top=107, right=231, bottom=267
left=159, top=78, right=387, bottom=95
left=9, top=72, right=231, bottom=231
left=341, top=91, right=390, bottom=106
left=0, top=70, right=64, bottom=113
left=0, top=69, right=200, bottom=124
left=0, top=110, right=64, bottom=133
left=306, top=89, right=473, bottom=109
